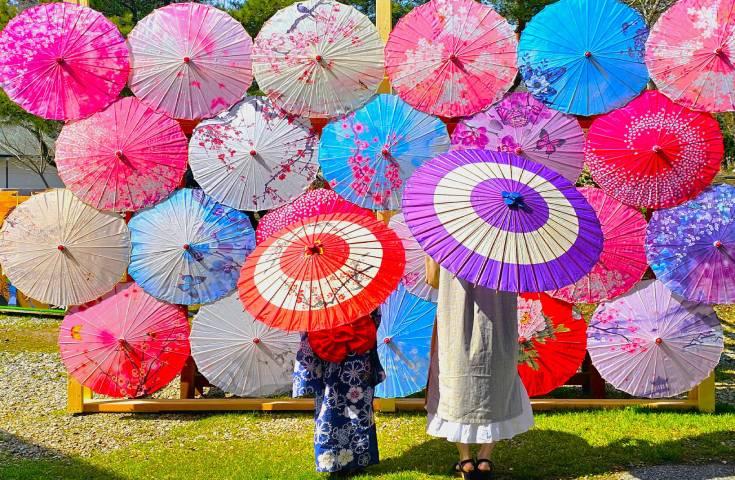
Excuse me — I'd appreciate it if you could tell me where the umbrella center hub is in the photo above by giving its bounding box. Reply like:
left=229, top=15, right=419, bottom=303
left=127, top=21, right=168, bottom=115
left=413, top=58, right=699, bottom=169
left=252, top=337, right=261, bottom=345
left=114, top=150, right=124, bottom=160
left=183, top=244, right=191, bottom=251
left=383, top=337, right=391, bottom=344
left=183, top=56, right=191, bottom=64
left=584, top=51, right=592, bottom=58
left=55, top=57, right=65, bottom=65
left=715, top=47, right=724, bottom=56
left=57, top=245, right=65, bottom=252
left=714, top=240, right=724, bottom=248
left=381, top=147, right=391, bottom=157
left=249, top=149, right=257, bottom=157
left=652, top=145, right=663, bottom=154
left=514, top=146, right=524, bottom=155
left=501, top=191, right=525, bottom=209
left=448, top=53, right=459, bottom=63
left=315, top=55, right=323, bottom=63
left=655, top=337, right=663, bottom=345
left=305, top=240, right=324, bottom=257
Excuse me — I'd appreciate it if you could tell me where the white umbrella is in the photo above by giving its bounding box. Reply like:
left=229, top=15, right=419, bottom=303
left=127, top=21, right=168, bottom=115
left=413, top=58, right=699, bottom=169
left=389, top=213, right=438, bottom=302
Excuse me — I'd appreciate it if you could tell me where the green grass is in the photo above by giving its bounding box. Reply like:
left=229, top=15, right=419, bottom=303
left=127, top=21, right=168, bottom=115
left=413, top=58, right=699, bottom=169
left=0, top=317, right=60, bottom=353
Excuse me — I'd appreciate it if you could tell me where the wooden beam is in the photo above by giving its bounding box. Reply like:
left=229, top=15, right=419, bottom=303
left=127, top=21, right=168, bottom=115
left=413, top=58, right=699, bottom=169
left=63, top=0, right=90, bottom=6
left=695, top=371, right=716, bottom=413
left=375, top=0, right=392, bottom=94
left=67, top=377, right=92, bottom=414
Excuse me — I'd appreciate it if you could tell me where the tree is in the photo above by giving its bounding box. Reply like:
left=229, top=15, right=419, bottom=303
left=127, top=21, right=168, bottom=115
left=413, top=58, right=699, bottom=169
left=491, top=0, right=554, bottom=30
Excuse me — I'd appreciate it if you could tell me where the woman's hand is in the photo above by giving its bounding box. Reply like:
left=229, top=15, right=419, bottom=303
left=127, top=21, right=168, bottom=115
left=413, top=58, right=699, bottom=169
left=425, top=256, right=440, bottom=289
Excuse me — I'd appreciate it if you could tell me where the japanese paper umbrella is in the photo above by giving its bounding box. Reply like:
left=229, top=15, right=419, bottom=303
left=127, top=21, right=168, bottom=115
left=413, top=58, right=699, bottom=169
left=252, top=0, right=384, bottom=118
left=516, top=293, right=586, bottom=397
left=385, top=0, right=518, bottom=118
left=319, top=94, right=450, bottom=210
left=388, top=213, right=438, bottom=302
left=0, top=189, right=129, bottom=306
left=451, top=92, right=585, bottom=182
left=548, top=188, right=648, bottom=304
left=402, top=149, right=604, bottom=292
left=588, top=280, right=723, bottom=398
left=127, top=2, right=253, bottom=120
left=60, top=282, right=190, bottom=398
left=517, top=0, right=649, bottom=116
left=586, top=90, right=723, bottom=210
left=0, top=3, right=128, bottom=121
left=191, top=291, right=300, bottom=397
left=376, top=285, right=436, bottom=398
left=128, top=189, right=256, bottom=305
left=55, top=97, right=188, bottom=212
left=646, top=185, right=735, bottom=304
left=189, top=96, right=319, bottom=212
left=238, top=211, right=405, bottom=332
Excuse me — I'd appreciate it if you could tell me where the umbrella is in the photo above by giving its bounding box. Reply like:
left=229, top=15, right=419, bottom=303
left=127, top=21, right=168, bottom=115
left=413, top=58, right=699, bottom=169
left=646, top=184, right=735, bottom=304
left=402, top=149, right=604, bottom=292
left=548, top=188, right=648, bottom=304
left=60, top=282, right=190, bottom=398
left=55, top=97, right=188, bottom=212
left=255, top=188, right=369, bottom=244
left=190, top=291, right=300, bottom=397
left=586, top=90, right=723, bottom=210
left=376, top=285, right=436, bottom=398
left=238, top=211, right=405, bottom=332
left=587, top=280, right=723, bottom=398
left=0, top=189, right=129, bottom=306
left=189, top=97, right=319, bottom=212
left=388, top=213, right=438, bottom=302
left=127, top=2, right=253, bottom=120
left=451, top=92, right=585, bottom=182
left=252, top=0, right=384, bottom=118
left=0, top=3, right=129, bottom=120
left=647, top=0, right=735, bottom=112
left=517, top=0, right=649, bottom=116
left=384, top=0, right=518, bottom=118
left=128, top=189, right=256, bottom=305
left=319, top=94, right=450, bottom=210
left=517, top=293, right=586, bottom=397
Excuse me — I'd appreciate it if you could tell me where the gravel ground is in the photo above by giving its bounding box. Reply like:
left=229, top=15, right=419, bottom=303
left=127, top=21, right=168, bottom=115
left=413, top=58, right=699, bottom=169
left=619, top=463, right=735, bottom=480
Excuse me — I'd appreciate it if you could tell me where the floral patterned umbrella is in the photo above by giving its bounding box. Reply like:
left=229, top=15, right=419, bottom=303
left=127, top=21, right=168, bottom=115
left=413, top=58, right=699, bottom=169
left=388, top=213, right=438, bottom=302
left=385, top=0, right=518, bottom=118
left=189, top=97, right=319, bottom=212
left=0, top=3, right=129, bottom=120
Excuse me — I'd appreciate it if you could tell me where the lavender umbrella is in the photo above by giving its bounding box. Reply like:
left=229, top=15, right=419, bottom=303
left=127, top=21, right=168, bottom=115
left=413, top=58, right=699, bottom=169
left=588, top=280, right=723, bottom=398
left=403, top=149, right=603, bottom=292
left=646, top=185, right=735, bottom=304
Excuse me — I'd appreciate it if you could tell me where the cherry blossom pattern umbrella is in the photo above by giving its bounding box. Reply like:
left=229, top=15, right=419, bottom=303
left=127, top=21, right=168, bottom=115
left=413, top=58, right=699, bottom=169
left=385, top=0, right=518, bottom=118
left=55, top=97, right=188, bottom=212
left=517, top=293, right=587, bottom=397
left=647, top=0, right=735, bottom=112
left=60, top=282, right=190, bottom=398
left=586, top=90, right=723, bottom=209
left=451, top=92, right=585, bottom=182
left=127, top=2, right=253, bottom=120
left=376, top=285, right=436, bottom=398
left=238, top=211, right=405, bottom=332
left=128, top=189, right=256, bottom=305
left=0, top=189, right=129, bottom=306
left=517, top=0, right=649, bottom=116
left=548, top=188, right=648, bottom=304
left=191, top=291, right=300, bottom=397
left=646, top=184, right=735, bottom=304
left=319, top=94, right=450, bottom=210
left=189, top=97, right=319, bottom=212
left=252, top=0, right=384, bottom=118
left=402, top=150, right=604, bottom=292
left=0, top=3, right=129, bottom=120
left=588, top=280, right=723, bottom=398
left=388, top=213, right=438, bottom=302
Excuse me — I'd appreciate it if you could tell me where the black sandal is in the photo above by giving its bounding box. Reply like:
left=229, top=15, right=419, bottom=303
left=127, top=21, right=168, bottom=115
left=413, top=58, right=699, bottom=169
left=454, top=459, right=475, bottom=479
left=475, top=458, right=495, bottom=480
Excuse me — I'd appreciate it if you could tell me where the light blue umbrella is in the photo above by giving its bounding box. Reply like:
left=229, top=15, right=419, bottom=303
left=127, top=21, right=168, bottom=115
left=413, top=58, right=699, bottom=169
left=128, top=189, right=255, bottom=305
left=517, top=0, right=649, bottom=116
left=376, top=285, right=436, bottom=398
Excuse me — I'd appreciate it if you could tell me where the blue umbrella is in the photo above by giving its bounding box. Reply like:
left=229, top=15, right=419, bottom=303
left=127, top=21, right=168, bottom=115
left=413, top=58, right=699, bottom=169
left=319, top=94, right=450, bottom=210
left=376, top=285, right=436, bottom=398
left=128, top=189, right=255, bottom=305
left=517, top=0, right=649, bottom=116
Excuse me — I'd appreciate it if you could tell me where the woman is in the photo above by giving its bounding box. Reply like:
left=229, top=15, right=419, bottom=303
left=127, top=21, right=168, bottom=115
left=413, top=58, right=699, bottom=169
left=425, top=259, right=534, bottom=479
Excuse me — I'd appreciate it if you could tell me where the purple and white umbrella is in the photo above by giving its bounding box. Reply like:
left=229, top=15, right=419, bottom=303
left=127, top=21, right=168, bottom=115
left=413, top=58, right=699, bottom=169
left=588, top=280, right=723, bottom=398
left=402, top=149, right=603, bottom=292
left=388, top=213, right=438, bottom=302
left=646, top=185, right=735, bottom=304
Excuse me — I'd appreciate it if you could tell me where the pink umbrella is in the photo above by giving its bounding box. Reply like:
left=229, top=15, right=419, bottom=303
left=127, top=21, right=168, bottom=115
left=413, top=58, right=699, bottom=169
left=0, top=3, right=129, bottom=120
left=55, top=97, right=188, bottom=212
left=385, top=0, right=518, bottom=118
left=127, top=2, right=253, bottom=120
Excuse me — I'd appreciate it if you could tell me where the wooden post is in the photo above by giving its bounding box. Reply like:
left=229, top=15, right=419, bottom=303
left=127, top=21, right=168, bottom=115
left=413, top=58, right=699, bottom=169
left=375, top=0, right=392, bottom=94
left=67, top=377, right=91, bottom=414
left=376, top=397, right=396, bottom=412
left=63, top=0, right=90, bottom=6
left=694, top=371, right=716, bottom=413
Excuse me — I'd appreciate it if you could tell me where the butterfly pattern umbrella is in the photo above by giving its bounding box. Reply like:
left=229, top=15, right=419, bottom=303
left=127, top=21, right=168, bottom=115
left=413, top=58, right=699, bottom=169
left=252, top=0, right=384, bottom=118
left=0, top=3, right=129, bottom=120
left=56, top=97, right=188, bottom=212
left=388, top=213, right=438, bottom=302
left=319, top=94, right=450, bottom=210
left=403, top=150, right=604, bottom=292
left=518, top=0, right=649, bottom=116
left=0, top=189, right=130, bottom=306
left=127, top=2, right=253, bottom=120
left=128, top=189, right=256, bottom=305
left=588, top=280, right=723, bottom=398
left=586, top=90, right=723, bottom=209
left=190, top=97, right=319, bottom=211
